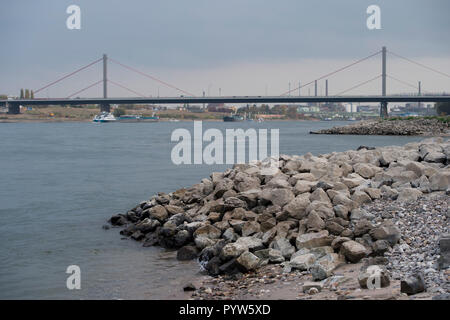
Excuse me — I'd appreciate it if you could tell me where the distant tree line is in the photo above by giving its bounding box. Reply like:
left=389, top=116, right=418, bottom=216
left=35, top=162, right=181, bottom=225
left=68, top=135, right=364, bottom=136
left=20, top=89, right=34, bottom=99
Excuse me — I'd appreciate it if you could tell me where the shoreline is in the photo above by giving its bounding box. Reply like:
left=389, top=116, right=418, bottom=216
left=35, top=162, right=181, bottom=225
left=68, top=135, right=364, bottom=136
left=0, top=118, right=323, bottom=123
left=107, top=136, right=450, bottom=300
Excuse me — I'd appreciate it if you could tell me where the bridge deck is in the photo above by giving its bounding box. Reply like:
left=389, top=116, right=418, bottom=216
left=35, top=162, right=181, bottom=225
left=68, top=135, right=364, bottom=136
left=1, top=95, right=450, bottom=107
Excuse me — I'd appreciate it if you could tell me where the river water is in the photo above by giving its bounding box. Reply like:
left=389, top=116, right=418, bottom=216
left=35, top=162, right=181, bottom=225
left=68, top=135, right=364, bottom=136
left=0, top=121, right=425, bottom=299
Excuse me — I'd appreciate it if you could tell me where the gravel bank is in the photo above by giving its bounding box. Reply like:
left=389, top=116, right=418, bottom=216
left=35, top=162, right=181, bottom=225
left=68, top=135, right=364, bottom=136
left=310, top=118, right=449, bottom=136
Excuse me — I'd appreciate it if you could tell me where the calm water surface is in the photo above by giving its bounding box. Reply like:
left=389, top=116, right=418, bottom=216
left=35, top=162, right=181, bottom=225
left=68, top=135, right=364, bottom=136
left=0, top=121, right=425, bottom=299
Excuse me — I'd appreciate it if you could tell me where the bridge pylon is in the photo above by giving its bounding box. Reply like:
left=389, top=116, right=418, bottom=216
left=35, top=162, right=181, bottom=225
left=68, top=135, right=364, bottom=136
left=380, top=46, right=388, bottom=118
left=100, top=54, right=110, bottom=112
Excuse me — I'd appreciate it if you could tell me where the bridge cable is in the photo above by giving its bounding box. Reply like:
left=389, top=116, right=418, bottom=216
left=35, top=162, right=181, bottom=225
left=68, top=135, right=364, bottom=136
left=108, top=58, right=196, bottom=97
left=108, top=79, right=147, bottom=98
left=335, top=75, right=381, bottom=96
left=387, top=75, right=419, bottom=90
left=34, top=58, right=103, bottom=95
left=281, top=50, right=382, bottom=96
left=66, top=80, right=103, bottom=99
left=388, top=51, right=450, bottom=79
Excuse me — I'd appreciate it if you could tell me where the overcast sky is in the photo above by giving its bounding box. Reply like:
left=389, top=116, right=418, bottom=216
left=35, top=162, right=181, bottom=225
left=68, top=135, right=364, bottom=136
left=1, top=0, right=449, bottom=98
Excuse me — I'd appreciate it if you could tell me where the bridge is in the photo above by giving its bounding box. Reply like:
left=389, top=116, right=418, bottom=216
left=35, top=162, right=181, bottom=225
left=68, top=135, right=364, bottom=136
left=1, top=47, right=449, bottom=117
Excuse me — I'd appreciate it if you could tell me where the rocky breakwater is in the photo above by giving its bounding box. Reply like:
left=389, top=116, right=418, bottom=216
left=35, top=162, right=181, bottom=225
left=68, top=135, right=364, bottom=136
left=310, top=118, right=449, bottom=136
left=108, top=137, right=450, bottom=287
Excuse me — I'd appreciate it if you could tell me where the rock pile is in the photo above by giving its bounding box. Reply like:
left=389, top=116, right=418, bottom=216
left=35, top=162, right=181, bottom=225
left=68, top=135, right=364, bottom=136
left=311, top=118, right=449, bottom=136
left=109, top=138, right=450, bottom=283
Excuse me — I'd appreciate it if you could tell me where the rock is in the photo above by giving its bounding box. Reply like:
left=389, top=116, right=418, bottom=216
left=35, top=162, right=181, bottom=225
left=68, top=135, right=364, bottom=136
left=424, top=151, right=446, bottom=163
left=283, top=193, right=310, bottom=219
left=307, top=287, right=319, bottom=295
left=183, top=282, right=196, bottom=291
left=332, top=193, right=356, bottom=210
left=165, top=205, right=184, bottom=215
left=222, top=228, right=238, bottom=242
left=205, top=256, right=222, bottom=275
left=224, top=197, right=248, bottom=210
left=309, top=188, right=330, bottom=204
left=213, top=178, right=234, bottom=198
left=184, top=221, right=204, bottom=234
left=429, top=172, right=450, bottom=191
left=340, top=240, right=367, bottom=263
left=177, top=245, right=199, bottom=261
left=353, top=219, right=374, bottom=237
left=380, top=185, right=399, bottom=200
left=350, top=208, right=373, bottom=221
left=342, top=175, right=366, bottom=189
left=353, top=163, right=377, bottom=179
left=193, top=225, right=221, bottom=239
left=302, top=281, right=323, bottom=293
left=290, top=253, right=316, bottom=271
left=235, top=236, right=265, bottom=252
left=260, top=188, right=294, bottom=207
left=325, top=221, right=345, bottom=235
left=401, top=273, right=426, bottom=295
left=372, top=240, right=391, bottom=256
left=296, top=230, right=332, bottom=249
left=241, top=221, right=261, bottom=237
left=331, top=237, right=351, bottom=250
left=306, top=211, right=325, bottom=231
left=333, top=205, right=349, bottom=220
left=131, top=230, right=144, bottom=241
left=309, top=246, right=334, bottom=259
left=397, top=188, right=422, bottom=202
left=229, top=219, right=246, bottom=234
left=358, top=265, right=390, bottom=289
left=143, top=233, right=159, bottom=246
left=351, top=191, right=372, bottom=205
left=174, top=229, right=191, bottom=247
left=194, top=236, right=217, bottom=250
left=221, top=242, right=248, bottom=260
left=235, top=176, right=261, bottom=192
left=268, top=249, right=285, bottom=263
left=261, top=227, right=277, bottom=246
left=294, top=180, right=315, bottom=194
left=310, top=253, right=345, bottom=281
left=364, top=188, right=381, bottom=200
left=236, top=252, right=260, bottom=271
left=254, top=248, right=270, bottom=260
left=271, top=238, right=295, bottom=259
left=260, top=217, right=277, bottom=232
left=369, top=223, right=401, bottom=246
left=149, top=205, right=168, bottom=222
left=109, top=214, right=127, bottom=226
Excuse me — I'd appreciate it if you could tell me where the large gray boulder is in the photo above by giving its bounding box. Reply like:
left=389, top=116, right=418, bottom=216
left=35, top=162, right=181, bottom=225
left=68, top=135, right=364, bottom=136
left=296, top=230, right=332, bottom=249
left=340, top=240, right=367, bottom=263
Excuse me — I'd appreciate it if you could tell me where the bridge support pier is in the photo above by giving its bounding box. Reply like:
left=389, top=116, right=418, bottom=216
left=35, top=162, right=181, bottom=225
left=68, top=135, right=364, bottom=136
left=100, top=104, right=110, bottom=113
left=380, top=102, right=388, bottom=118
left=7, top=102, right=20, bottom=114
